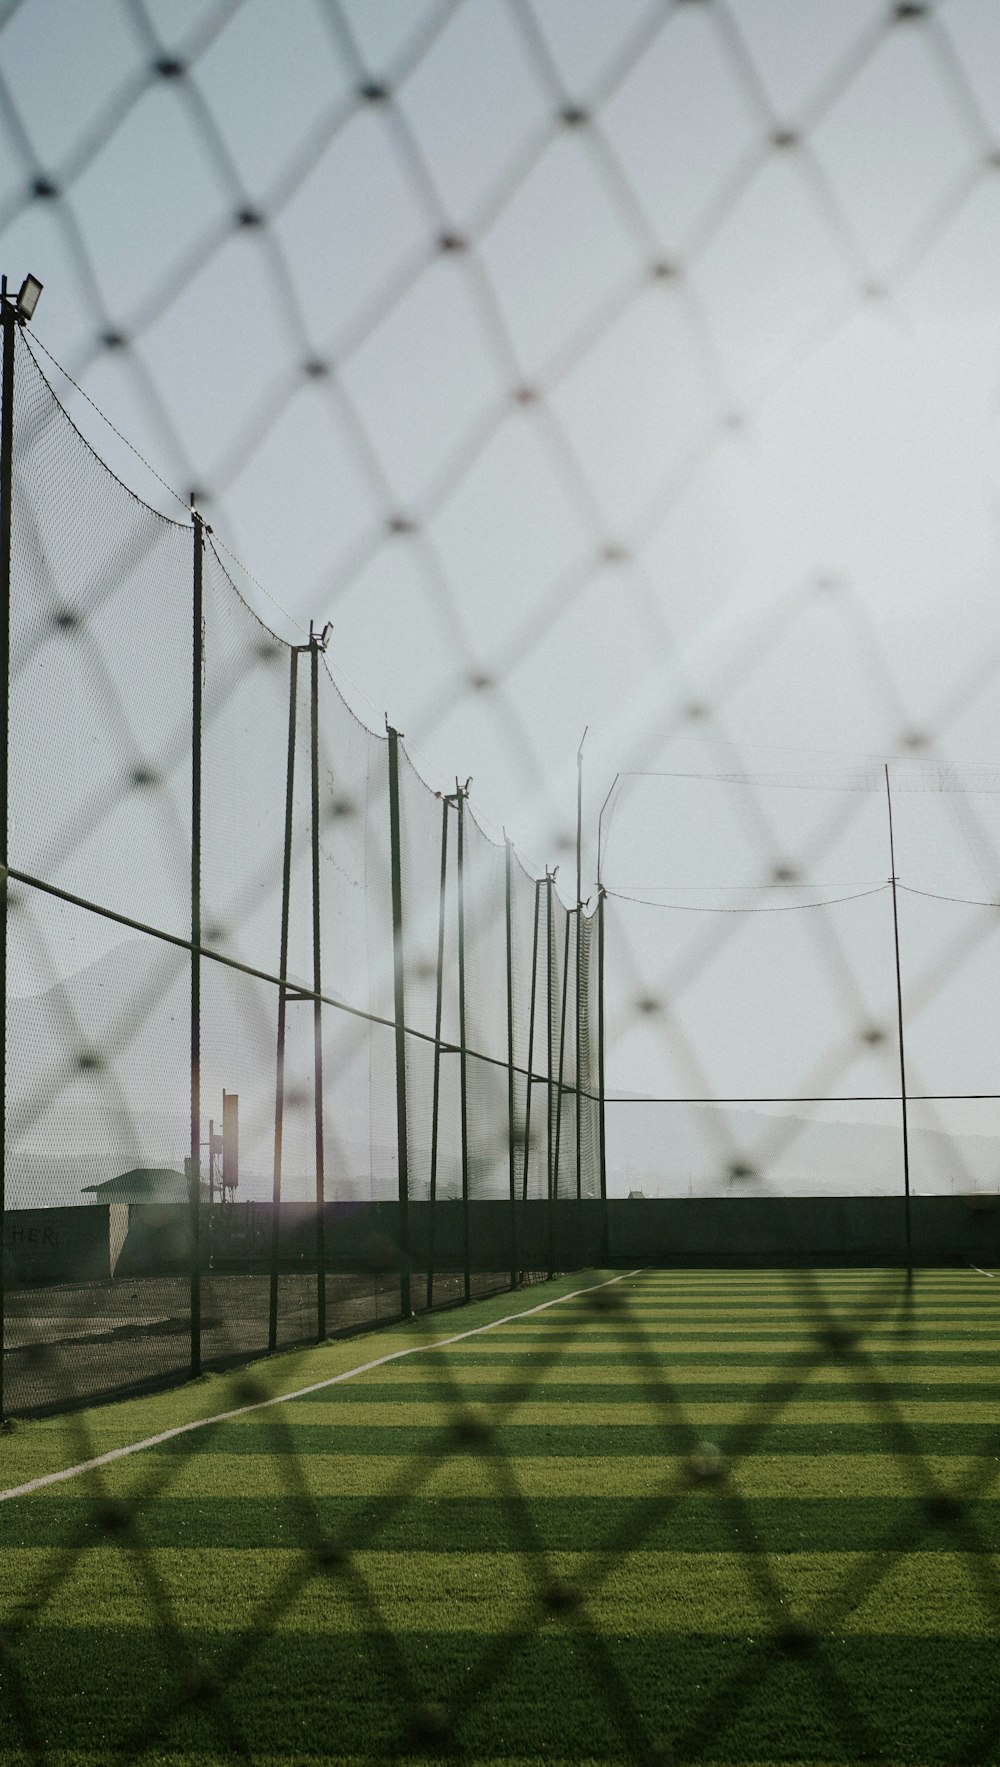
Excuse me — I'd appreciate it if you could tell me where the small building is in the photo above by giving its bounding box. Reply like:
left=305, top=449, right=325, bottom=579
left=81, top=1168, right=194, bottom=1204
left=81, top=1169, right=207, bottom=1274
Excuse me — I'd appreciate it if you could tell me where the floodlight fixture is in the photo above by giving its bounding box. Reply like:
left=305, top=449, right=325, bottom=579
left=16, top=275, right=43, bottom=321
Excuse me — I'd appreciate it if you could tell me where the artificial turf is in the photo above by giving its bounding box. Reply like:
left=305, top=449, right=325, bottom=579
left=2, top=1266, right=1000, bottom=1765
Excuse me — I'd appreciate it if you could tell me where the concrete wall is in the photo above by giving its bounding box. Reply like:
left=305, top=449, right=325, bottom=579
left=2, top=1205, right=111, bottom=1286
left=5, top=1194, right=1000, bottom=1286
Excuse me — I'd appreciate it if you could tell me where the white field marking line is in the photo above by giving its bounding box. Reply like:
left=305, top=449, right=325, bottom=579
left=970, top=1265, right=996, bottom=1278
left=0, top=1269, right=645, bottom=1503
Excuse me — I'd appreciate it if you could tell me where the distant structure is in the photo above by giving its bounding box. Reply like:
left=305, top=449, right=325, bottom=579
left=81, top=1168, right=195, bottom=1204
left=628, top=1189, right=646, bottom=1200
left=81, top=1169, right=208, bottom=1277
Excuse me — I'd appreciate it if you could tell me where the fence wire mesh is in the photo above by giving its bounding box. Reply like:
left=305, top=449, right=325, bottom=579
left=4, top=1, right=1000, bottom=1762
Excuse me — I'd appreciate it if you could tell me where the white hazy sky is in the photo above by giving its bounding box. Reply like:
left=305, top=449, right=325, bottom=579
left=6, top=0, right=1000, bottom=1176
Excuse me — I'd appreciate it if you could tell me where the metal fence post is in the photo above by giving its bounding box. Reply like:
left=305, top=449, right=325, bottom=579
left=0, top=284, right=16, bottom=1421
left=269, top=645, right=298, bottom=1352
left=885, top=764, right=913, bottom=1279
left=598, top=886, right=609, bottom=1264
left=310, top=635, right=326, bottom=1339
left=387, top=728, right=411, bottom=1317
left=575, top=907, right=583, bottom=1205
left=522, top=879, right=541, bottom=1207
left=505, top=837, right=517, bottom=1288
left=546, top=872, right=555, bottom=1280
left=552, top=906, right=571, bottom=1211
left=189, top=511, right=204, bottom=1378
left=456, top=784, right=471, bottom=1304
left=426, top=794, right=451, bottom=1310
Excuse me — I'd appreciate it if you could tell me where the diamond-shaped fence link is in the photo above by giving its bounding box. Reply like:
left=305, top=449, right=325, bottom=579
left=5, top=1, right=1000, bottom=1761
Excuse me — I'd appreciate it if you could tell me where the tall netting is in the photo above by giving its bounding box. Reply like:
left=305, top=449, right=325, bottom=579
left=602, top=760, right=1000, bottom=1265
left=5, top=334, right=196, bottom=1410
left=1, top=318, right=597, bottom=1416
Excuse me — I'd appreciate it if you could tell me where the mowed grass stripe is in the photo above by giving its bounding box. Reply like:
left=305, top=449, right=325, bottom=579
left=551, top=1302, right=1000, bottom=1316
left=273, top=1399, right=1000, bottom=1425
left=475, top=1328, right=1000, bottom=1343
left=432, top=1357, right=1000, bottom=1371
left=351, top=1361, right=1000, bottom=1384
left=295, top=1379, right=1000, bottom=1403
left=6, top=1627, right=1000, bottom=1763
left=4, top=1548, right=1000, bottom=1633
left=142, top=1420, right=1000, bottom=1454
left=21, top=1451, right=999, bottom=1500
left=6, top=1494, right=1000, bottom=1553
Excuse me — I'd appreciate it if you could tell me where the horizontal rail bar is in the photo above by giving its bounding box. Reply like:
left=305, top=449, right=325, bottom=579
left=6, top=864, right=556, bottom=1089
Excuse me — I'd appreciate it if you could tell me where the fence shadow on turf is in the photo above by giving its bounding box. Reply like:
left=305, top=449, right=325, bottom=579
left=6, top=1264, right=1000, bottom=1763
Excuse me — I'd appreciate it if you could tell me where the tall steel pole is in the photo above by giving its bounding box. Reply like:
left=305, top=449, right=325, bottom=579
left=310, top=634, right=326, bottom=1339
left=0, top=281, right=15, bottom=1420
left=522, top=879, right=541, bottom=1206
left=189, top=510, right=204, bottom=1377
left=885, top=763, right=912, bottom=1276
left=576, top=729, right=587, bottom=1205
left=546, top=871, right=555, bottom=1279
left=425, top=793, right=451, bottom=1309
left=456, top=782, right=471, bottom=1304
left=505, top=836, right=517, bottom=1287
left=269, top=647, right=299, bottom=1351
left=598, top=886, right=609, bottom=1264
left=387, top=727, right=412, bottom=1316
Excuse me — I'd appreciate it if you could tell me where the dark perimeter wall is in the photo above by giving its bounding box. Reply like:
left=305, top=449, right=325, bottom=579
left=5, top=1194, right=1000, bottom=1286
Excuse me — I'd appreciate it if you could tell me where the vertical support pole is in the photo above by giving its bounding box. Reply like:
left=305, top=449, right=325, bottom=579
left=505, top=837, right=517, bottom=1288
left=387, top=728, right=412, bottom=1317
left=552, top=908, right=571, bottom=1206
left=269, top=646, right=298, bottom=1352
left=456, top=785, right=471, bottom=1304
left=575, top=906, right=583, bottom=1204
left=190, top=511, right=204, bottom=1378
left=546, top=873, right=555, bottom=1280
left=522, top=879, right=541, bottom=1206
left=885, top=764, right=912, bottom=1278
left=598, top=887, right=609, bottom=1264
left=310, top=637, right=326, bottom=1340
left=0, top=282, right=15, bottom=1420
left=425, top=795, right=450, bottom=1310
left=575, top=730, right=586, bottom=1213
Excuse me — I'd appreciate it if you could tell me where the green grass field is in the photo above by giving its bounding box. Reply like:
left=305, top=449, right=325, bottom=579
left=2, top=1265, right=1000, bottom=1766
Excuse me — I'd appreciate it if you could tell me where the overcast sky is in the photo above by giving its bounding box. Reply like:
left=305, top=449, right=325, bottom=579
left=5, top=0, right=1000, bottom=1191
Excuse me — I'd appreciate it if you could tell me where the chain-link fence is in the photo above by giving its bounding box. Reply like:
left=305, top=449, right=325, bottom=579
left=0, top=313, right=604, bottom=1417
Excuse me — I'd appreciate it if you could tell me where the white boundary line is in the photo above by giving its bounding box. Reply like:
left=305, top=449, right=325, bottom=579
left=970, top=1265, right=996, bottom=1278
left=0, top=1269, right=644, bottom=1504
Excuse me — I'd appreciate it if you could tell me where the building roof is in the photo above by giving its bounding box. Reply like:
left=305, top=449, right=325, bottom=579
left=81, top=1167, right=202, bottom=1202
